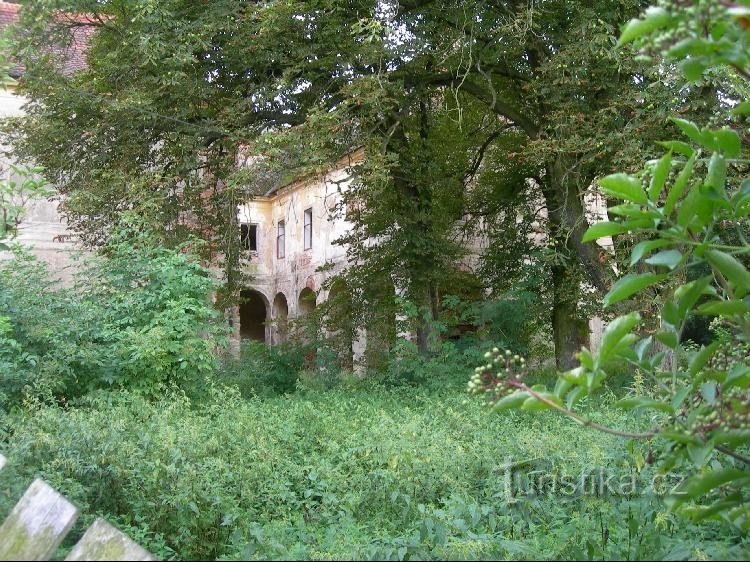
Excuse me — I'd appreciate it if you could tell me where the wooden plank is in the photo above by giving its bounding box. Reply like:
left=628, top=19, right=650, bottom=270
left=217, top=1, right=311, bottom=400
left=65, top=518, right=154, bottom=561
left=0, top=478, right=79, bottom=561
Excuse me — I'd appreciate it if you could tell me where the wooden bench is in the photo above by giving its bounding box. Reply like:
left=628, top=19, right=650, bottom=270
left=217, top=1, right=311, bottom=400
left=0, top=454, right=155, bottom=561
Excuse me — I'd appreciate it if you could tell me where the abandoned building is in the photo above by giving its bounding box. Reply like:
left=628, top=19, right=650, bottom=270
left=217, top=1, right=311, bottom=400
left=230, top=149, right=368, bottom=366
left=0, top=0, right=613, bottom=367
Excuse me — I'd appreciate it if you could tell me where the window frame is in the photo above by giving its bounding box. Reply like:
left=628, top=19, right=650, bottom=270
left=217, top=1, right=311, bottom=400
left=303, top=207, right=313, bottom=250
left=240, top=222, right=258, bottom=253
left=277, top=220, right=286, bottom=259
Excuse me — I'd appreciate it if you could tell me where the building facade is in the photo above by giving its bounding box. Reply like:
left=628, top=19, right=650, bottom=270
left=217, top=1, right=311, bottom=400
left=231, top=150, right=366, bottom=363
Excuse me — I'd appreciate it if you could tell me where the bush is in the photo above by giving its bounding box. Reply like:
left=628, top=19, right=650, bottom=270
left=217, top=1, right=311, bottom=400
left=221, top=340, right=304, bottom=397
left=371, top=337, right=492, bottom=390
left=1, top=384, right=747, bottom=560
left=0, top=229, right=227, bottom=407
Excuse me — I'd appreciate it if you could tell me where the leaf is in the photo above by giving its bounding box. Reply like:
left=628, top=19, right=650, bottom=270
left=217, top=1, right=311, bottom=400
left=649, top=151, right=672, bottom=200
left=662, top=298, right=680, bottom=327
left=681, top=58, right=707, bottom=81
left=731, top=101, right=750, bottom=116
left=645, top=249, right=682, bottom=270
left=696, top=300, right=750, bottom=316
left=565, top=386, right=585, bottom=410
left=724, top=364, right=750, bottom=390
left=713, top=430, right=750, bottom=448
left=670, top=117, right=703, bottom=144
left=677, top=184, right=713, bottom=229
left=598, top=312, right=641, bottom=365
left=598, top=173, right=647, bottom=204
left=657, top=140, right=694, bottom=158
left=554, top=376, right=573, bottom=397
left=685, top=498, right=744, bottom=522
left=521, top=391, right=561, bottom=411
left=655, top=329, right=679, bottom=350
left=671, top=385, right=692, bottom=411
left=687, top=442, right=714, bottom=468
left=700, top=381, right=717, bottom=404
left=666, top=469, right=750, bottom=509
left=635, top=336, right=652, bottom=361
left=630, top=239, right=671, bottom=266
left=714, top=128, right=741, bottom=158
left=664, top=152, right=696, bottom=215
left=607, top=203, right=653, bottom=217
left=675, top=276, right=713, bottom=323
left=618, top=7, right=673, bottom=46
left=705, top=250, right=750, bottom=297
left=667, top=37, right=713, bottom=58
left=491, top=391, right=529, bottom=413
left=576, top=348, right=595, bottom=370
left=582, top=221, right=630, bottom=242
left=705, top=153, right=727, bottom=193
left=616, top=397, right=673, bottom=413
left=604, top=273, right=666, bottom=306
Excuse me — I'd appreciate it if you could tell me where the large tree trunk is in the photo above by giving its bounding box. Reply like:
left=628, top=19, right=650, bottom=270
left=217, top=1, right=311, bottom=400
left=415, top=282, right=440, bottom=355
left=543, top=157, right=609, bottom=370
left=551, top=263, right=590, bottom=370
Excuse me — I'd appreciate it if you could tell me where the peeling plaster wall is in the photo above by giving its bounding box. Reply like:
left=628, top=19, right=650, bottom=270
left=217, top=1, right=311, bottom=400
left=0, top=88, right=78, bottom=284
left=233, top=159, right=361, bottom=357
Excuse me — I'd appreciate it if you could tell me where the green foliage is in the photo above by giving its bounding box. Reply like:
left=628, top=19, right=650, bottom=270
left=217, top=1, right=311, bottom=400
left=0, top=224, right=227, bottom=406
left=7, top=0, right=699, bottom=363
left=2, top=382, right=748, bottom=560
left=0, top=165, right=53, bottom=248
left=472, top=0, right=750, bottom=532
left=222, top=340, right=304, bottom=397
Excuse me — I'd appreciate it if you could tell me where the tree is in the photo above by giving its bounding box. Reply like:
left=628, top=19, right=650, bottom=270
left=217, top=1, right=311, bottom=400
left=5, top=0, right=708, bottom=364
left=471, top=0, right=750, bottom=531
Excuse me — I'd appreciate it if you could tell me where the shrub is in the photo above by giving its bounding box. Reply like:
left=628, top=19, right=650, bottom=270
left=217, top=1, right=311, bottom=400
left=472, top=0, right=750, bottom=532
left=2, top=384, right=746, bottom=560
left=0, top=228, right=227, bottom=406
left=221, top=340, right=303, bottom=397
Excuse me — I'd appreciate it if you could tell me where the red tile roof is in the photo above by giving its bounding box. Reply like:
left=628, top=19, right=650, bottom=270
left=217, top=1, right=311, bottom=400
left=0, top=0, right=91, bottom=77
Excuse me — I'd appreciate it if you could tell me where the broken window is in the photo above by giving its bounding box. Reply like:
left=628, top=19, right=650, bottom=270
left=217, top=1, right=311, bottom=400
left=303, top=207, right=312, bottom=250
left=277, top=220, right=285, bottom=259
left=240, top=223, right=258, bottom=252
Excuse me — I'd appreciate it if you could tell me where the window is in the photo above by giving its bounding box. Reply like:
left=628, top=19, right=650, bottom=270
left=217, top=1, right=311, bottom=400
left=240, top=223, right=258, bottom=252
left=277, top=220, right=285, bottom=259
left=303, top=207, right=312, bottom=250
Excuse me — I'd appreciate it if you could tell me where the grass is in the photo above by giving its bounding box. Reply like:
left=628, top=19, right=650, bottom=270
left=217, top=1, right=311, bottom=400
left=0, top=371, right=748, bottom=560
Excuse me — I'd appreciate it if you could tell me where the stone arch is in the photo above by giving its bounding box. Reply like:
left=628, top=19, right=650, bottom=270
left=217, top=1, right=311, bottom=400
left=239, top=289, right=269, bottom=343
left=297, top=287, right=317, bottom=317
left=297, top=287, right=318, bottom=368
left=271, top=292, right=289, bottom=344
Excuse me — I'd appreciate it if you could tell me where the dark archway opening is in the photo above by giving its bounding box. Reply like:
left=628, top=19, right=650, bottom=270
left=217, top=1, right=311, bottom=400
left=239, top=289, right=267, bottom=342
left=298, top=287, right=317, bottom=317
left=272, top=292, right=289, bottom=344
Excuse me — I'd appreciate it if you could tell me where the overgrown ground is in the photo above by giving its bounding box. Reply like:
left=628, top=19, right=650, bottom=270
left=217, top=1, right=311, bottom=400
left=1, top=363, right=748, bottom=561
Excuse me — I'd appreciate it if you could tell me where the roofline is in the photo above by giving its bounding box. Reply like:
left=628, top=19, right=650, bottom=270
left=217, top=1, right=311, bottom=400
left=263, top=147, right=365, bottom=198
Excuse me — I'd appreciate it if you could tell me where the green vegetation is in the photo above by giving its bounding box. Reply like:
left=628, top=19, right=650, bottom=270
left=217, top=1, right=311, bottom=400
left=473, top=0, right=750, bottom=534
left=0, top=236, right=747, bottom=559
left=0, top=220, right=226, bottom=407
left=0, top=0, right=749, bottom=560
left=2, top=377, right=748, bottom=560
